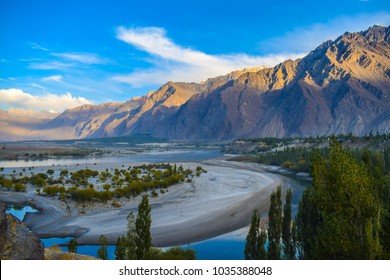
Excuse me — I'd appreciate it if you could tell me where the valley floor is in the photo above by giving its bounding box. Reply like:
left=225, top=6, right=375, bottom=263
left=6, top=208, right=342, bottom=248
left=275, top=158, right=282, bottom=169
left=0, top=159, right=282, bottom=247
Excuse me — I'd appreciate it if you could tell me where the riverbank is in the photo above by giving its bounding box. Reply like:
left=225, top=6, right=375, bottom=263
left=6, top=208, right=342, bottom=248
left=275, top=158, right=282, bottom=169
left=1, top=159, right=282, bottom=247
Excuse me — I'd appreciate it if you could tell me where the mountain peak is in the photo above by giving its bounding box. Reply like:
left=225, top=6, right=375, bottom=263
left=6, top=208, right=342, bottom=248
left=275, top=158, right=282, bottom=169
left=360, top=24, right=389, bottom=41
left=2, top=25, right=389, bottom=141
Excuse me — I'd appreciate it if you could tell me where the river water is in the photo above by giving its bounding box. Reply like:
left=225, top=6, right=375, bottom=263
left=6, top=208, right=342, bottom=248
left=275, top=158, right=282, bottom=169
left=0, top=149, right=223, bottom=169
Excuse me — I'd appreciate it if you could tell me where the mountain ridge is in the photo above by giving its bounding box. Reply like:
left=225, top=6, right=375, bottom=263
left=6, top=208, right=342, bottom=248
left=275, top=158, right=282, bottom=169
left=1, top=26, right=389, bottom=142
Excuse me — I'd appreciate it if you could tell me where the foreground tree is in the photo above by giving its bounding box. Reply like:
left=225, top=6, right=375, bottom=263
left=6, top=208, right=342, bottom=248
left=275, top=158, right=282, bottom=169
left=125, top=212, right=137, bottom=259
left=282, top=189, right=295, bottom=259
left=148, top=247, right=196, bottom=260
left=114, top=236, right=126, bottom=260
left=245, top=209, right=267, bottom=259
left=115, top=196, right=152, bottom=260
left=297, top=137, right=381, bottom=259
left=135, top=195, right=152, bottom=259
left=97, top=234, right=108, bottom=260
left=267, top=186, right=282, bottom=260
left=68, top=239, right=77, bottom=253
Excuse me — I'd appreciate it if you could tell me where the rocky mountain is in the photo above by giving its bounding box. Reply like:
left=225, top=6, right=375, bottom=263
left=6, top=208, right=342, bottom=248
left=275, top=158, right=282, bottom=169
left=43, top=96, right=146, bottom=138
left=2, top=26, right=389, bottom=141
left=14, top=67, right=261, bottom=140
left=150, top=25, right=390, bottom=140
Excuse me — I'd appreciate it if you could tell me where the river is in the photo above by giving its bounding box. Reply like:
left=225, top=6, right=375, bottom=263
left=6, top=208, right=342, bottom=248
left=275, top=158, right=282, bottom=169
left=2, top=148, right=309, bottom=260
left=0, top=149, right=223, bottom=169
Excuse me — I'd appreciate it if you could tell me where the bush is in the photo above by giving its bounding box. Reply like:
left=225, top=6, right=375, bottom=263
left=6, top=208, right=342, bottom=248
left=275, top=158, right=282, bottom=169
left=281, top=160, right=294, bottom=169
left=13, top=182, right=26, bottom=192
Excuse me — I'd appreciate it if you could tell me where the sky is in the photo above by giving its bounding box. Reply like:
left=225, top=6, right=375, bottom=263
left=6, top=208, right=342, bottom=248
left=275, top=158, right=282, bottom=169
left=0, top=0, right=389, bottom=113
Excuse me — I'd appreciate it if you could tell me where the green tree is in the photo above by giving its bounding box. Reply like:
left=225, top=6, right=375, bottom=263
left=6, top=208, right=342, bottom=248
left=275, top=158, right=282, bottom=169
left=68, top=239, right=77, bottom=253
left=296, top=189, right=320, bottom=259
left=60, top=169, right=69, bottom=177
left=114, top=198, right=152, bottom=260
left=282, top=189, right=295, bottom=259
left=297, top=137, right=381, bottom=259
left=13, top=182, right=26, bottom=192
left=97, top=235, right=108, bottom=260
left=267, top=185, right=282, bottom=260
left=162, top=247, right=196, bottom=260
left=245, top=209, right=259, bottom=259
left=244, top=209, right=267, bottom=259
left=114, top=236, right=126, bottom=260
left=125, top=212, right=137, bottom=259
left=135, top=195, right=152, bottom=260
left=149, top=247, right=196, bottom=260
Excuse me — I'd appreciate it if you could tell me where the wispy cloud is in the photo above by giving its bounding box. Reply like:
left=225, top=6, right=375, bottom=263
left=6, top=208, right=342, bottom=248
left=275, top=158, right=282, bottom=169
left=29, top=61, right=75, bottom=70
left=30, top=42, right=50, bottom=51
left=31, top=83, right=45, bottom=90
left=0, top=88, right=93, bottom=112
left=43, top=75, right=63, bottom=82
left=259, top=12, right=390, bottom=53
left=51, top=52, right=108, bottom=64
left=114, top=26, right=304, bottom=87
left=28, top=48, right=109, bottom=71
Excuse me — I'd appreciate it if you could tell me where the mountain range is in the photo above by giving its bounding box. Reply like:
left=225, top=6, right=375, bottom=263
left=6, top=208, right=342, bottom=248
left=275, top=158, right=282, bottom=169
left=2, top=25, right=389, bottom=142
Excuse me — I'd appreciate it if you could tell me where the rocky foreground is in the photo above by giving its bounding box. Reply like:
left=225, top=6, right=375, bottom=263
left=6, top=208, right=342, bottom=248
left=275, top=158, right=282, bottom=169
left=0, top=202, right=99, bottom=260
left=0, top=202, right=44, bottom=260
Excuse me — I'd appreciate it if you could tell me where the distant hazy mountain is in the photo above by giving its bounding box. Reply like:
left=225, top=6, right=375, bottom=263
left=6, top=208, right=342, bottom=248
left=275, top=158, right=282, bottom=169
left=2, top=26, right=389, bottom=142
left=0, top=109, right=59, bottom=141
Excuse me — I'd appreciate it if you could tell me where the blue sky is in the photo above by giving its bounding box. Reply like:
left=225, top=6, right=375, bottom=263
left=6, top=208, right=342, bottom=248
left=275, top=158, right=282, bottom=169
left=0, top=0, right=389, bottom=113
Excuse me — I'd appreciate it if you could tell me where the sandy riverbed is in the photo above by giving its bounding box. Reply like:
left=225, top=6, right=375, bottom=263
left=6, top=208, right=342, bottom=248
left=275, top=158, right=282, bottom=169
left=0, top=159, right=282, bottom=247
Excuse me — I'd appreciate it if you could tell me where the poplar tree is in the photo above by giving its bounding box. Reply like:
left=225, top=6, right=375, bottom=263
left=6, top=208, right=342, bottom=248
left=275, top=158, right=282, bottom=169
left=245, top=209, right=267, bottom=259
left=114, top=236, right=126, bottom=260
left=282, top=189, right=295, bottom=259
left=245, top=209, right=260, bottom=259
left=135, top=195, right=152, bottom=259
left=258, top=230, right=268, bottom=260
left=97, top=234, right=108, bottom=260
left=125, top=212, right=137, bottom=259
left=267, top=185, right=282, bottom=260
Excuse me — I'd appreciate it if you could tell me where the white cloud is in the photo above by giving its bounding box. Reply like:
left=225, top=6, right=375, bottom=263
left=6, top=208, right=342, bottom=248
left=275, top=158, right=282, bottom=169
left=51, top=52, right=107, bottom=64
left=43, top=75, right=63, bottom=82
left=0, top=88, right=93, bottom=112
left=259, top=12, right=390, bottom=53
left=115, top=26, right=304, bottom=87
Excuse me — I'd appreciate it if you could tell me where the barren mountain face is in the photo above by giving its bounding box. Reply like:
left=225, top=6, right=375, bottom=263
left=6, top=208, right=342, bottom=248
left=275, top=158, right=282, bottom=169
left=153, top=25, right=390, bottom=140
left=2, top=26, right=389, bottom=141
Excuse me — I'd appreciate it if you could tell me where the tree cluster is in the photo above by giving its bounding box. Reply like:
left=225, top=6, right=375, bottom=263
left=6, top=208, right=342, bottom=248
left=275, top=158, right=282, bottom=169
left=245, top=186, right=296, bottom=260
left=245, top=136, right=390, bottom=259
